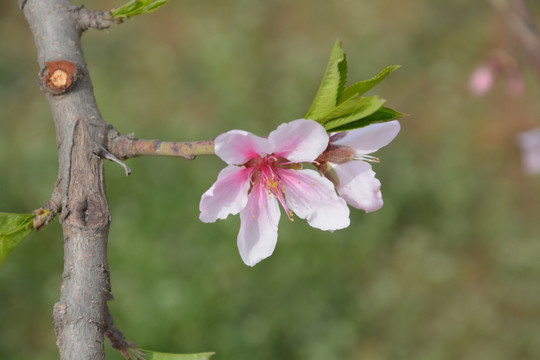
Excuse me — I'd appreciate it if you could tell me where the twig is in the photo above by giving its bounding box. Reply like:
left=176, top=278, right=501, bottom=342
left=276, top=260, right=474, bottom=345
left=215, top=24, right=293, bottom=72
left=70, top=5, right=123, bottom=32
left=489, top=0, right=540, bottom=78
left=33, top=182, right=62, bottom=230
left=104, top=306, right=144, bottom=360
left=33, top=199, right=61, bottom=230
left=109, top=134, right=216, bottom=160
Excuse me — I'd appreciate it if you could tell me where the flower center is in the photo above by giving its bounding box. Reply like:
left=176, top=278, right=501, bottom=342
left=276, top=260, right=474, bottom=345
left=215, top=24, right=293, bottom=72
left=245, top=155, right=295, bottom=221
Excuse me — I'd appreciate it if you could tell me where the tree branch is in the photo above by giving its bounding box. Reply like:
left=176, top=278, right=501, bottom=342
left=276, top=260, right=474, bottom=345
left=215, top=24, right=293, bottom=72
left=20, top=1, right=118, bottom=358
left=21, top=1, right=211, bottom=358
left=70, top=5, right=123, bottom=32
left=104, top=305, right=141, bottom=359
left=489, top=0, right=540, bottom=78
left=109, top=135, right=216, bottom=160
left=33, top=190, right=62, bottom=230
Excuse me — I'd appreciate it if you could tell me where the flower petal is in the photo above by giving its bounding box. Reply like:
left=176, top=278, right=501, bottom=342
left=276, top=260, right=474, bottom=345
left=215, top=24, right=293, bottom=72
left=215, top=130, right=272, bottom=165
left=332, top=161, right=383, bottom=212
left=332, top=121, right=400, bottom=155
left=199, top=165, right=252, bottom=223
left=237, top=182, right=281, bottom=266
left=268, top=119, right=329, bottom=162
left=280, top=169, right=350, bottom=230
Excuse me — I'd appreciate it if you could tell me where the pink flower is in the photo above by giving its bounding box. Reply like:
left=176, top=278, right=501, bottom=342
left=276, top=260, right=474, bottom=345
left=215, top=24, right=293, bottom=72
left=469, top=52, right=525, bottom=98
left=469, top=65, right=494, bottom=96
left=200, top=119, right=350, bottom=266
left=317, top=121, right=400, bottom=212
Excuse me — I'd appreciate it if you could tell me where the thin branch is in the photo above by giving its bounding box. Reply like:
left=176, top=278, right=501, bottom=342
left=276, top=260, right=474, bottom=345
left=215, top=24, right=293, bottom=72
left=33, top=188, right=62, bottom=231
left=511, top=0, right=540, bottom=75
left=109, top=134, right=216, bottom=160
left=70, top=5, right=123, bottom=32
left=489, top=0, right=540, bottom=77
left=104, top=305, right=142, bottom=360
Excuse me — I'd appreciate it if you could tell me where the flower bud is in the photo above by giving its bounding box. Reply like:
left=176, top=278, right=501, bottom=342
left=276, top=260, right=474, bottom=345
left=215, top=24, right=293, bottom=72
left=316, top=144, right=356, bottom=165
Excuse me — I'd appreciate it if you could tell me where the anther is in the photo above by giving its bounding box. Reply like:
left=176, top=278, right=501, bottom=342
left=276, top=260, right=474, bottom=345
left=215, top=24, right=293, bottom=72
left=354, top=154, right=381, bottom=163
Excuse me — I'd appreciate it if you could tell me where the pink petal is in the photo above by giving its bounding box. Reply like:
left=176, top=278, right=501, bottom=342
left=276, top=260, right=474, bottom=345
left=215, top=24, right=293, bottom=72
left=199, top=165, right=252, bottom=223
left=215, top=130, right=272, bottom=165
left=237, top=182, right=281, bottom=266
left=279, top=169, right=350, bottom=231
left=268, top=119, right=329, bottom=162
left=332, top=121, right=400, bottom=155
left=332, top=161, right=383, bottom=212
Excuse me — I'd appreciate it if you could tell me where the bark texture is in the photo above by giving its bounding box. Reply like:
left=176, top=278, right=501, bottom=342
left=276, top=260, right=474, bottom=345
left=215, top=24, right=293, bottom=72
left=20, top=1, right=207, bottom=358
left=20, top=0, right=115, bottom=358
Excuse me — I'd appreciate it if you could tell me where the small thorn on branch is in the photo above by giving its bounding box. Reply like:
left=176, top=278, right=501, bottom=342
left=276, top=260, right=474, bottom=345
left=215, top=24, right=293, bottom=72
left=93, top=144, right=132, bottom=176
left=19, top=0, right=28, bottom=10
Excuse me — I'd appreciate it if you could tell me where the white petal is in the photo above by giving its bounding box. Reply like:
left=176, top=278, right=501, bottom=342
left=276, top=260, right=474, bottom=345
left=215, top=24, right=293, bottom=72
left=215, top=130, right=272, bottom=165
left=237, top=183, right=281, bottom=266
left=199, top=165, right=252, bottom=223
left=280, top=169, right=350, bottom=230
left=332, top=161, right=383, bottom=212
left=332, top=120, right=400, bottom=154
left=268, top=119, right=329, bottom=162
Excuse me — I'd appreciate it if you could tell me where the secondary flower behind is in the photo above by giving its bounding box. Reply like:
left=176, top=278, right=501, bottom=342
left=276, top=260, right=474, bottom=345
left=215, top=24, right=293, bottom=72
left=316, top=121, right=400, bottom=213
left=200, top=119, right=350, bottom=266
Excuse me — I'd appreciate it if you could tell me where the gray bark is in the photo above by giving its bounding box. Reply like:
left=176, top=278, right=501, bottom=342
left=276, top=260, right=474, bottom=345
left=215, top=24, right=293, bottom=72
left=20, top=0, right=116, bottom=358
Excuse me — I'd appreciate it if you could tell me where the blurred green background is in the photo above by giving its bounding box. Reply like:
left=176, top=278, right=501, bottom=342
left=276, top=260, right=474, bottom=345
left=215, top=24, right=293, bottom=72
left=2, top=1, right=540, bottom=359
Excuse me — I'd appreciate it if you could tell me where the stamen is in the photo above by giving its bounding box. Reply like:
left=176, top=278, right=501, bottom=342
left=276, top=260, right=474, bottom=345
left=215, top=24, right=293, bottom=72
left=248, top=154, right=299, bottom=223
left=354, top=154, right=380, bottom=163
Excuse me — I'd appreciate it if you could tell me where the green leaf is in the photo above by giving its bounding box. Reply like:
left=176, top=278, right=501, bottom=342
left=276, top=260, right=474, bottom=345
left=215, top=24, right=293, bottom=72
left=139, top=349, right=215, bottom=360
left=329, top=106, right=406, bottom=132
left=112, top=0, right=169, bottom=18
left=321, top=95, right=383, bottom=122
left=339, top=65, right=400, bottom=104
left=337, top=52, right=348, bottom=103
left=321, top=95, right=386, bottom=132
left=305, top=40, right=348, bottom=121
left=0, top=212, right=35, bottom=267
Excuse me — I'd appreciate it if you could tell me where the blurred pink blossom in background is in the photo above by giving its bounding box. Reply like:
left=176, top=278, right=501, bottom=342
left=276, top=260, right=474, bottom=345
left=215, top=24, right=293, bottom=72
left=469, top=65, right=494, bottom=96
left=518, top=127, right=540, bottom=175
left=469, top=52, right=525, bottom=97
